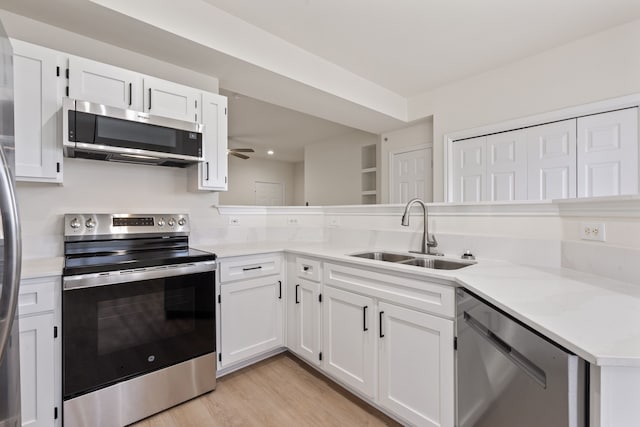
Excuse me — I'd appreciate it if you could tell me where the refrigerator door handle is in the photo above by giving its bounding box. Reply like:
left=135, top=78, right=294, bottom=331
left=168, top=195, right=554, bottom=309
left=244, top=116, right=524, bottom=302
left=0, top=147, right=21, bottom=361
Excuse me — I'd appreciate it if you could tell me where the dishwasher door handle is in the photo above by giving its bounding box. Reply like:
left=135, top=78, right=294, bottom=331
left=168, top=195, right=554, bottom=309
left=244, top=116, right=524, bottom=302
left=463, top=311, right=547, bottom=388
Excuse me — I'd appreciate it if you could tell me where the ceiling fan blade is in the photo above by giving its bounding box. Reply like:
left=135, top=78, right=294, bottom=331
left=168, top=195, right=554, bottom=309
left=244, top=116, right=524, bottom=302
left=229, top=152, right=250, bottom=160
left=229, top=148, right=255, bottom=153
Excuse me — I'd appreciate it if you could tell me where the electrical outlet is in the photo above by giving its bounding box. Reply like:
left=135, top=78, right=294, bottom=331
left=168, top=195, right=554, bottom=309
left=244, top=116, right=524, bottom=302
left=580, top=222, right=606, bottom=241
left=287, top=217, right=299, bottom=225
left=228, top=217, right=240, bottom=226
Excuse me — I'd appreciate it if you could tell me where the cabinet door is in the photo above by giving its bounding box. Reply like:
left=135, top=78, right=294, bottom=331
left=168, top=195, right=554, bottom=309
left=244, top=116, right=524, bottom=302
left=451, top=136, right=486, bottom=202
left=193, top=92, right=228, bottom=190
left=13, top=40, right=63, bottom=182
left=19, top=314, right=56, bottom=427
left=220, top=276, right=283, bottom=367
left=527, top=119, right=576, bottom=200
left=293, top=279, right=321, bottom=365
left=322, top=286, right=375, bottom=398
left=577, top=108, right=638, bottom=197
left=378, top=302, right=454, bottom=427
left=143, top=76, right=202, bottom=122
left=68, top=56, right=142, bottom=110
left=486, top=130, right=527, bottom=201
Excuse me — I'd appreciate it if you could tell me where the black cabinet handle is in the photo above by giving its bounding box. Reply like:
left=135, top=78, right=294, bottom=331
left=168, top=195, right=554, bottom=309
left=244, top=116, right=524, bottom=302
left=295, top=284, right=300, bottom=304
left=206, top=162, right=210, bottom=181
left=148, top=88, right=152, bottom=110
left=242, top=266, right=262, bottom=271
left=278, top=280, right=282, bottom=299
left=128, top=83, right=132, bottom=106
left=363, top=306, right=368, bottom=331
left=379, top=311, right=385, bottom=338
left=303, top=266, right=310, bottom=271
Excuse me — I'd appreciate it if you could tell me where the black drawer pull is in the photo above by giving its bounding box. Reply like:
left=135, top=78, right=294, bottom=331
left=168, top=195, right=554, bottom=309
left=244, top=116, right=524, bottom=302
left=278, top=280, right=282, bottom=299
left=303, top=266, right=310, bottom=271
left=242, top=266, right=262, bottom=271
left=295, top=284, right=300, bottom=304
left=363, top=306, right=368, bottom=331
left=379, top=311, right=385, bottom=338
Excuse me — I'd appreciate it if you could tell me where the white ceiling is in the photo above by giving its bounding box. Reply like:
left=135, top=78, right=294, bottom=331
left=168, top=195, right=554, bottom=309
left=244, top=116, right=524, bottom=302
left=204, top=0, right=640, bottom=96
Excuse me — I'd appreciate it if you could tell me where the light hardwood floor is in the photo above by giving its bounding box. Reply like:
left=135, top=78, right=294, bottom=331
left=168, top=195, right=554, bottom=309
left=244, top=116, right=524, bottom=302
left=132, top=353, right=402, bottom=427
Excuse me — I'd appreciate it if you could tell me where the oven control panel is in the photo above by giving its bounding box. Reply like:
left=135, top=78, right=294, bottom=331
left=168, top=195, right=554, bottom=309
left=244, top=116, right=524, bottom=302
left=64, top=213, right=190, bottom=237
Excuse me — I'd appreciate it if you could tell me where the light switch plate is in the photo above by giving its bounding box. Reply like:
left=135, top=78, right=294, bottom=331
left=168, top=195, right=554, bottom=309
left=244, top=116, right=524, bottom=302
left=580, top=222, right=606, bottom=241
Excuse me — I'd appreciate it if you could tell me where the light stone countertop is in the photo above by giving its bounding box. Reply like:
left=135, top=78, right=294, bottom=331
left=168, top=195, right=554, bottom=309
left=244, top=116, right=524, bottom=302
left=24, top=242, right=640, bottom=367
left=21, top=257, right=64, bottom=280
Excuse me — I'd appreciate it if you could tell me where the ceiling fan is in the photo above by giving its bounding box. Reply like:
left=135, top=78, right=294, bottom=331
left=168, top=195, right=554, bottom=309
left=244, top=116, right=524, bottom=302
left=228, top=147, right=255, bottom=160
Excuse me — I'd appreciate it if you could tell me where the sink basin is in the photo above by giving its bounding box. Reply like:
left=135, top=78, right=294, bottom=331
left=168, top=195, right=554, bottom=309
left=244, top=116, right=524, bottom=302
left=350, top=252, right=415, bottom=263
left=397, top=258, right=471, bottom=270
left=349, top=251, right=473, bottom=270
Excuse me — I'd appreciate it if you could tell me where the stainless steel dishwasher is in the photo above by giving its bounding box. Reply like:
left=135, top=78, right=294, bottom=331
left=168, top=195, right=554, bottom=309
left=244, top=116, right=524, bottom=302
left=456, top=289, right=588, bottom=427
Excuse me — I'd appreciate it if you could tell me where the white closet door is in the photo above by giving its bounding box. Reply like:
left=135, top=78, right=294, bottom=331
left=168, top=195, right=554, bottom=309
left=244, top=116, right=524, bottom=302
left=486, top=130, right=527, bottom=201
left=451, top=136, right=486, bottom=202
left=526, top=119, right=576, bottom=200
left=577, top=108, right=638, bottom=197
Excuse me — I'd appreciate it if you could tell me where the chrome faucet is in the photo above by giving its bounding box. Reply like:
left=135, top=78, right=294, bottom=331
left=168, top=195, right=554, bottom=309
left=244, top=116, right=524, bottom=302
left=401, top=198, right=442, bottom=256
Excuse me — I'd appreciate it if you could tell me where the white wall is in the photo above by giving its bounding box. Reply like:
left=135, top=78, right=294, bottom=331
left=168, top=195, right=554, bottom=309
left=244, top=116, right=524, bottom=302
left=408, top=18, right=640, bottom=201
left=292, top=161, right=304, bottom=205
left=304, top=130, right=378, bottom=205
left=219, top=155, right=296, bottom=205
left=379, top=119, right=433, bottom=203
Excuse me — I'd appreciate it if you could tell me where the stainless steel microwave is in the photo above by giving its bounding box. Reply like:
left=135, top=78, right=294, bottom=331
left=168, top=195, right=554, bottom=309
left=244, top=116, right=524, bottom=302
left=63, top=98, right=204, bottom=167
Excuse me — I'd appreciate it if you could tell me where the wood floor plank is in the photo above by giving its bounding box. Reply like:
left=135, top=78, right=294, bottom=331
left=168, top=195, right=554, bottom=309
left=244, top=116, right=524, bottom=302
left=132, top=353, right=401, bottom=427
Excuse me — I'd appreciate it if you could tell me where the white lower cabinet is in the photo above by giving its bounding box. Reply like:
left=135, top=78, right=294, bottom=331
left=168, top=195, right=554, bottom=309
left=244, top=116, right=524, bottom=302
left=218, top=254, right=284, bottom=369
left=292, top=278, right=321, bottom=365
left=378, top=302, right=454, bottom=427
left=322, top=285, right=376, bottom=398
left=18, top=276, right=61, bottom=427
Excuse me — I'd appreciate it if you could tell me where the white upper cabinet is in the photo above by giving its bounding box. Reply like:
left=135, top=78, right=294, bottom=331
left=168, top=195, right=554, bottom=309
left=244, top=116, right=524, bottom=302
left=577, top=108, right=639, bottom=197
left=451, top=136, right=486, bottom=203
left=526, top=119, right=577, bottom=200
left=486, top=129, right=527, bottom=201
left=68, top=56, right=142, bottom=110
left=191, top=92, right=228, bottom=190
left=13, top=40, right=64, bottom=183
left=143, top=76, right=202, bottom=123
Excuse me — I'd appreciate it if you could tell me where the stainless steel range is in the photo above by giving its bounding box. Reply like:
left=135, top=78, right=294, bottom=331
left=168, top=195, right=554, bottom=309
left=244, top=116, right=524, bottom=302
left=62, top=214, right=217, bottom=427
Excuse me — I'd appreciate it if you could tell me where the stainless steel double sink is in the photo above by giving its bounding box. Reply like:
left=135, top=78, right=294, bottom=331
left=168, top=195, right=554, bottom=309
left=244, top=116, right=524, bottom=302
left=349, top=251, right=473, bottom=270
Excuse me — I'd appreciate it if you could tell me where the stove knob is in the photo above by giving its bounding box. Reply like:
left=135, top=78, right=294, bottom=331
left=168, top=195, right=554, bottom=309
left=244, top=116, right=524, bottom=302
left=178, top=218, right=186, bottom=226
left=70, top=218, right=80, bottom=229
left=157, top=218, right=165, bottom=227
left=167, top=218, right=176, bottom=227
left=85, top=218, right=96, bottom=229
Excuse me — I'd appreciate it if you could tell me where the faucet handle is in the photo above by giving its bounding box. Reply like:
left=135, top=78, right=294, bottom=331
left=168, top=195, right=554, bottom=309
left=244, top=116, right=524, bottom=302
left=427, top=233, right=438, bottom=248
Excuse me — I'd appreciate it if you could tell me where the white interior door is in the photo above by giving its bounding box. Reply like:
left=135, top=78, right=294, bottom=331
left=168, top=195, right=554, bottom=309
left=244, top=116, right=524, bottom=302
left=255, top=181, right=284, bottom=206
left=577, top=107, right=638, bottom=197
left=486, top=130, right=527, bottom=201
left=526, top=119, right=577, bottom=200
left=390, top=146, right=432, bottom=203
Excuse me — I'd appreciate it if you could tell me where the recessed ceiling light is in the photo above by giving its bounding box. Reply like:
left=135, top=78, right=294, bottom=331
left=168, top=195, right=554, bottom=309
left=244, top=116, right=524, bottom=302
left=267, top=150, right=274, bottom=155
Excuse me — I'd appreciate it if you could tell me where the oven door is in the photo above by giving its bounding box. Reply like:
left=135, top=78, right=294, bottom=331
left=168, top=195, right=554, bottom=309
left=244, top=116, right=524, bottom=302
left=62, top=263, right=215, bottom=400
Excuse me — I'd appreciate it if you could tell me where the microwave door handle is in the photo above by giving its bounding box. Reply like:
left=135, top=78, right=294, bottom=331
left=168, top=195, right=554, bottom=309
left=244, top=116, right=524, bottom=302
left=463, top=311, right=547, bottom=388
left=0, top=147, right=22, bottom=360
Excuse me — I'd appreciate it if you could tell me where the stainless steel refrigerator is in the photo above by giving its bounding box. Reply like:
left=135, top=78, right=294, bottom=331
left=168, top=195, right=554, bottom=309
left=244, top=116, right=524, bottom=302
left=0, top=18, right=23, bottom=427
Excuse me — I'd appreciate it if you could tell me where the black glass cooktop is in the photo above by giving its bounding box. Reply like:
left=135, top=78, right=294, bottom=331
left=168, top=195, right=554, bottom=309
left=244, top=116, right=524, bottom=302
left=63, top=236, right=215, bottom=276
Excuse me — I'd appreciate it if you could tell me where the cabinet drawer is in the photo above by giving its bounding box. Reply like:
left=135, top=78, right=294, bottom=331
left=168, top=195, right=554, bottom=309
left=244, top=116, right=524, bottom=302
left=324, top=263, right=455, bottom=318
left=295, top=257, right=321, bottom=282
left=19, top=276, right=59, bottom=317
left=220, top=254, right=282, bottom=283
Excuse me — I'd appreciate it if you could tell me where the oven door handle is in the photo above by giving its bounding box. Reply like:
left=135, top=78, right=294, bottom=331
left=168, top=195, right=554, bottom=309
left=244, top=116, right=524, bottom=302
left=63, top=261, right=217, bottom=290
